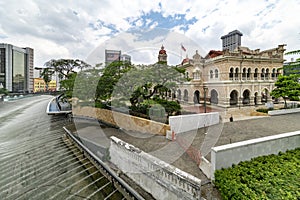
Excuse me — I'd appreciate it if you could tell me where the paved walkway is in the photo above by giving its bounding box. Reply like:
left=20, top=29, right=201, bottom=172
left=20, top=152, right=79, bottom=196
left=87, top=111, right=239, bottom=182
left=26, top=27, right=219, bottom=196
left=182, top=104, right=272, bottom=122
left=69, top=105, right=300, bottom=200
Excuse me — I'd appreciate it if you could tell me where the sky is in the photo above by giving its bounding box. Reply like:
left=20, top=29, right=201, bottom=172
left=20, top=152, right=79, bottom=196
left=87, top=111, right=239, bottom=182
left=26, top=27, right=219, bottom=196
left=0, top=0, right=299, bottom=66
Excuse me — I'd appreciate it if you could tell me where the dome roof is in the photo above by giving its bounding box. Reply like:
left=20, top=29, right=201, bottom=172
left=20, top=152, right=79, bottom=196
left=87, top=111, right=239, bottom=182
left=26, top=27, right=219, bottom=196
left=182, top=57, right=189, bottom=64
left=181, top=55, right=191, bottom=65
left=159, top=45, right=167, bottom=54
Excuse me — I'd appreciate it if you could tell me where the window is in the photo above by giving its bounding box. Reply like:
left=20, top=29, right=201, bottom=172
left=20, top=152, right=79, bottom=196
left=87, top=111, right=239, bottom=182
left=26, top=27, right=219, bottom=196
left=266, top=68, right=270, bottom=80
left=210, top=70, right=213, bottom=78
left=261, top=68, right=265, bottom=80
left=229, top=68, right=234, bottom=80
left=272, top=68, right=276, bottom=79
left=235, top=68, right=239, bottom=80
left=185, top=72, right=189, bottom=79
left=247, top=68, right=251, bottom=79
left=193, top=71, right=200, bottom=80
left=242, top=68, right=246, bottom=79
left=254, top=68, right=258, bottom=79
left=215, top=69, right=219, bottom=78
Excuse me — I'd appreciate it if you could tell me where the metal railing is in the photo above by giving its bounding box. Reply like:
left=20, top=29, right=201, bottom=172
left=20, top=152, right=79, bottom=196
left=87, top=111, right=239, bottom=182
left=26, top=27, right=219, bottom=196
left=63, top=127, right=145, bottom=200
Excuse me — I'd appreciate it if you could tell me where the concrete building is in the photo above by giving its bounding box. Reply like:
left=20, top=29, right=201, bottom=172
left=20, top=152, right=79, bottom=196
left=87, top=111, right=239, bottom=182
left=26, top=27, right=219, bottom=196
left=120, top=54, right=131, bottom=63
left=0, top=43, right=34, bottom=93
left=221, top=30, right=243, bottom=51
left=161, top=31, right=286, bottom=108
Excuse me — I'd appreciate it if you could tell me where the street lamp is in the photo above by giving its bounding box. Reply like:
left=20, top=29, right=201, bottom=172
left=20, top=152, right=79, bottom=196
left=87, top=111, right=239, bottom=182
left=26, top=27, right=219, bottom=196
left=203, top=86, right=208, bottom=113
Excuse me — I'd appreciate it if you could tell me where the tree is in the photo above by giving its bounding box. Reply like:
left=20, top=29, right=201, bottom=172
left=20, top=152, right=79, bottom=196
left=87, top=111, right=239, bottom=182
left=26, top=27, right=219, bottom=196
left=284, top=50, right=300, bottom=75
left=113, top=63, right=187, bottom=107
left=44, top=59, right=91, bottom=79
left=40, top=68, right=54, bottom=91
left=270, top=74, right=300, bottom=108
left=60, top=72, right=77, bottom=98
left=0, top=88, right=9, bottom=95
left=72, top=67, right=102, bottom=102
left=111, top=63, right=187, bottom=119
left=95, top=61, right=133, bottom=102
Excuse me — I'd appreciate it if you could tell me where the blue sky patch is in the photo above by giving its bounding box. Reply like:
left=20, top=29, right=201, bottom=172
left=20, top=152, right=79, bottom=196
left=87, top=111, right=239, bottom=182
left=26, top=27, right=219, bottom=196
left=126, top=10, right=197, bottom=33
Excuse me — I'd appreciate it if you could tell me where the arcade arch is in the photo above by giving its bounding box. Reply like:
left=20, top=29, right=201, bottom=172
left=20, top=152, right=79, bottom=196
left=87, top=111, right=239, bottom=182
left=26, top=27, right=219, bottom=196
left=210, top=89, right=218, bottom=104
left=230, top=90, right=238, bottom=105
left=193, top=90, right=200, bottom=104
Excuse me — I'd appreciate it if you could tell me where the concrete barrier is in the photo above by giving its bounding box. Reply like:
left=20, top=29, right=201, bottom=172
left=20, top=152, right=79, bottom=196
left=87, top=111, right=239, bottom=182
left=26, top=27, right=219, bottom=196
left=211, top=131, right=300, bottom=180
left=268, top=108, right=300, bottom=116
left=109, top=136, right=202, bottom=200
left=169, top=112, right=219, bottom=135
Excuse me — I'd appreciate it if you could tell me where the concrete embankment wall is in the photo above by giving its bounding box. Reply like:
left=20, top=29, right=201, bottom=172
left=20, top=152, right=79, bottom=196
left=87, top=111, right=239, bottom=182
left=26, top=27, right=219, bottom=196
left=211, top=131, right=300, bottom=180
left=109, top=136, right=202, bottom=200
left=169, top=112, right=219, bottom=134
left=73, top=106, right=170, bottom=135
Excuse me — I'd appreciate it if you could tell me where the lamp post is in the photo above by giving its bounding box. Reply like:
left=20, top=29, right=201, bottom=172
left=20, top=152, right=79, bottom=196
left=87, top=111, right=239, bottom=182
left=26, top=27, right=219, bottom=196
left=203, top=86, right=208, bottom=113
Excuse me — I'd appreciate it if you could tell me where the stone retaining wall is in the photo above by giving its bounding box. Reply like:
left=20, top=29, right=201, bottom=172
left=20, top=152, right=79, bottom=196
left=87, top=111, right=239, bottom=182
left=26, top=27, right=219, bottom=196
left=268, top=107, right=300, bottom=116
left=109, top=136, right=202, bottom=200
left=73, top=106, right=170, bottom=135
left=211, top=131, right=300, bottom=180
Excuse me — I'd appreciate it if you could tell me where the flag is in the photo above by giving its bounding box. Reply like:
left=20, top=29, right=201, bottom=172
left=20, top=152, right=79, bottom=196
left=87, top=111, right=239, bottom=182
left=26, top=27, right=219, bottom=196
left=181, top=44, right=186, bottom=52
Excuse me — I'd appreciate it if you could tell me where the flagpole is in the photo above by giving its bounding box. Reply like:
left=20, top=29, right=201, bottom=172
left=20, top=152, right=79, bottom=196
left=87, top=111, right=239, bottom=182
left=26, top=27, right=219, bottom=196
left=180, top=45, right=182, bottom=61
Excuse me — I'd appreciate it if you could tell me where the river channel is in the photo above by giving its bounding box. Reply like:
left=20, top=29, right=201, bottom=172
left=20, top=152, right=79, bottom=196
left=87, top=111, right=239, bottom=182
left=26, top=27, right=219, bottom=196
left=0, top=95, right=123, bottom=200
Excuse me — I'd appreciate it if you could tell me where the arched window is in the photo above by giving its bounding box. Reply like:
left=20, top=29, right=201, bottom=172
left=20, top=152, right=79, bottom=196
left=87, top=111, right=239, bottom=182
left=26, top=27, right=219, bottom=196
left=272, top=68, right=276, bottom=79
left=185, top=72, right=189, bottom=79
left=215, top=69, right=219, bottom=78
left=266, top=68, right=269, bottom=80
left=235, top=68, right=239, bottom=80
left=183, top=89, right=188, bottom=102
left=254, top=68, right=258, bottom=80
left=247, top=68, right=251, bottom=80
left=229, top=68, right=234, bottom=80
left=242, top=68, right=246, bottom=80
left=261, top=68, right=265, bottom=80
left=177, top=89, right=181, bottom=101
left=210, top=70, right=213, bottom=78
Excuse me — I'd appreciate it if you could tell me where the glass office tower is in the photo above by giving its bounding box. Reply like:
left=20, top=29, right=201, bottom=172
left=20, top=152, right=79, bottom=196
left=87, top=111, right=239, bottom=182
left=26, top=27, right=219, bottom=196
left=0, top=43, right=34, bottom=93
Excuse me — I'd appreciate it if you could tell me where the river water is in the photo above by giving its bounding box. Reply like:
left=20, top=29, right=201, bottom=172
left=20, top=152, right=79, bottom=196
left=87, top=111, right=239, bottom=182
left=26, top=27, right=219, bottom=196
left=0, top=95, right=123, bottom=200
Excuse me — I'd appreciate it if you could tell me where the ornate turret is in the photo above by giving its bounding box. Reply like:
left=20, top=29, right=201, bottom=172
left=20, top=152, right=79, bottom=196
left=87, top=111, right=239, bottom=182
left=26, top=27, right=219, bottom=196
left=158, top=45, right=167, bottom=64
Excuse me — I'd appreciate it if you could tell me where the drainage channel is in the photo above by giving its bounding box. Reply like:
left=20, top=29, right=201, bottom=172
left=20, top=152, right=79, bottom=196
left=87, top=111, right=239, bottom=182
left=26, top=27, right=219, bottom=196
left=0, top=95, right=129, bottom=200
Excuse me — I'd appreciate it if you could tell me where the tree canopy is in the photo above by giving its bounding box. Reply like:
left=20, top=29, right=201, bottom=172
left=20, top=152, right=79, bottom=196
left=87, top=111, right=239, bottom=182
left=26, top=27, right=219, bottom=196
left=270, top=74, right=300, bottom=108
left=72, top=67, right=102, bottom=102
left=44, top=59, right=91, bottom=79
left=95, top=61, right=133, bottom=102
left=40, top=67, right=54, bottom=91
left=112, top=63, right=187, bottom=107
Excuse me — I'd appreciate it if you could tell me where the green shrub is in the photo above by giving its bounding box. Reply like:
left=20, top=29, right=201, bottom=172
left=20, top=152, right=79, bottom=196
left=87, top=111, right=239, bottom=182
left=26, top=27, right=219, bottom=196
left=214, top=148, right=300, bottom=199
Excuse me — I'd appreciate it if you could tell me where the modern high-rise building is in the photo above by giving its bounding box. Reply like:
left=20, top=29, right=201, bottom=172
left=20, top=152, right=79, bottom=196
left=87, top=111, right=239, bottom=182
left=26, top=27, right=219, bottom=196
left=0, top=43, right=34, bottom=93
left=105, top=50, right=121, bottom=65
left=221, top=30, right=243, bottom=51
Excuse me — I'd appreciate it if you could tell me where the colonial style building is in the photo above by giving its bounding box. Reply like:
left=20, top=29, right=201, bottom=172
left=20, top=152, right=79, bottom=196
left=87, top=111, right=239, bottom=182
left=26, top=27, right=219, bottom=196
left=164, top=31, right=286, bottom=108
left=33, top=78, right=56, bottom=93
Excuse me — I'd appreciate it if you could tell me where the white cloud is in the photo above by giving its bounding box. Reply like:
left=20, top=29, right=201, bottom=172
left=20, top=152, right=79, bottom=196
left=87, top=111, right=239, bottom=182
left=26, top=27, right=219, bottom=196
left=1, top=0, right=299, bottom=67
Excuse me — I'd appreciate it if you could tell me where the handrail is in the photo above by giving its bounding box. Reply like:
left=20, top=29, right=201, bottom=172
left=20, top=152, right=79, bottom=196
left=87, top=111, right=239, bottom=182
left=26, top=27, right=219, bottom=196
left=63, top=127, right=145, bottom=200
